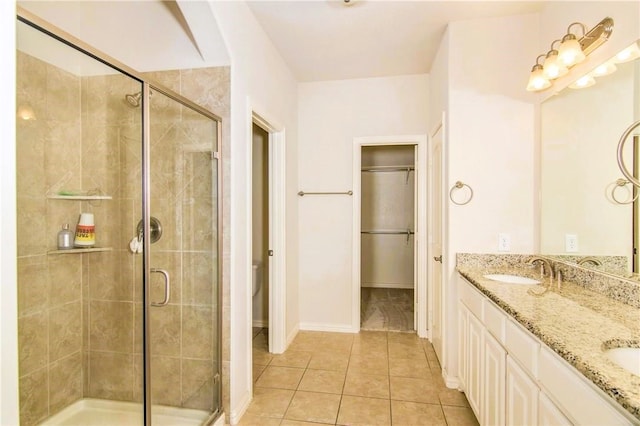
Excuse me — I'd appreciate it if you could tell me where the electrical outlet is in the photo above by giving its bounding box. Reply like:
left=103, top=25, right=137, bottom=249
left=498, top=233, right=511, bottom=252
left=565, top=234, right=578, bottom=252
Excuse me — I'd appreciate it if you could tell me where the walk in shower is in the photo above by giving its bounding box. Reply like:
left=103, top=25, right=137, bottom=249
left=16, top=11, right=222, bottom=426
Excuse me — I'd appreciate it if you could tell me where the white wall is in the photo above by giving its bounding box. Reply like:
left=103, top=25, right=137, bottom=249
left=297, top=74, right=428, bottom=330
left=251, top=124, right=268, bottom=325
left=207, top=2, right=299, bottom=422
left=1, top=3, right=19, bottom=425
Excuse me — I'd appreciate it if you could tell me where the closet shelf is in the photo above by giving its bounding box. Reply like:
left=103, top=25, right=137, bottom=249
left=48, top=247, right=113, bottom=255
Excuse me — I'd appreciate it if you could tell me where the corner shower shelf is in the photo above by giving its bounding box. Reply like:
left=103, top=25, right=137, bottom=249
left=48, top=247, right=113, bottom=255
left=47, top=195, right=112, bottom=200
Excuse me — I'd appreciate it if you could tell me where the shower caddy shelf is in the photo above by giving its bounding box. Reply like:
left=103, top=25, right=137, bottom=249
left=48, top=247, right=113, bottom=255
left=47, top=195, right=112, bottom=200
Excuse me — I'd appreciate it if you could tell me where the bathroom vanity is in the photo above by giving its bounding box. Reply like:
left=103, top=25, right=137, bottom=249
left=456, top=254, right=640, bottom=426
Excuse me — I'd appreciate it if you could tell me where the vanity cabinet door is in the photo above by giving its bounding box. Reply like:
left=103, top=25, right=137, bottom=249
left=467, top=310, right=483, bottom=418
left=458, top=305, right=468, bottom=391
left=483, top=331, right=506, bottom=426
left=539, top=392, right=571, bottom=426
left=506, top=355, right=538, bottom=426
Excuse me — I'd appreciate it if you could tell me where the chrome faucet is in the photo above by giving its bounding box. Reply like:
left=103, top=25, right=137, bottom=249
left=526, top=256, right=555, bottom=280
left=577, top=256, right=603, bottom=266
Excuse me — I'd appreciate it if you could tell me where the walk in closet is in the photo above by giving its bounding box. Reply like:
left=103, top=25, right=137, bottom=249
left=360, top=145, right=416, bottom=332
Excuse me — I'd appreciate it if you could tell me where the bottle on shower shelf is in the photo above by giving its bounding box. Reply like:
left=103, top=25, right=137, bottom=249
left=74, top=213, right=95, bottom=247
left=57, top=223, right=74, bottom=250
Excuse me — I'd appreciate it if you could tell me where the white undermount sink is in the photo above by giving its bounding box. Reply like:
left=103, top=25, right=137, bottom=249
left=483, top=274, right=541, bottom=285
left=604, top=347, right=640, bottom=376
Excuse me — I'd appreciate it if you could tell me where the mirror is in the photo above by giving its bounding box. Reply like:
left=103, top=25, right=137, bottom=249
left=540, top=40, right=640, bottom=279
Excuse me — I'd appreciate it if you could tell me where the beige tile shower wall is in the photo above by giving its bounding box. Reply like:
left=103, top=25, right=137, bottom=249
left=81, top=73, right=141, bottom=404
left=16, top=51, right=83, bottom=426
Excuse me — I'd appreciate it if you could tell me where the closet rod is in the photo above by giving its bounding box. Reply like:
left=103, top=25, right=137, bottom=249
left=361, top=230, right=415, bottom=235
left=361, top=166, right=415, bottom=172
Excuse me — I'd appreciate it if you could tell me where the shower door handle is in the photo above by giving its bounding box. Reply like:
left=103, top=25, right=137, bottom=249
left=150, top=268, right=171, bottom=307
left=434, top=255, right=442, bottom=263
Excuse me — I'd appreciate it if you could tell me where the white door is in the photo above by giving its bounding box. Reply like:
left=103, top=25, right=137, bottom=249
left=430, top=125, right=444, bottom=362
left=506, top=356, right=539, bottom=426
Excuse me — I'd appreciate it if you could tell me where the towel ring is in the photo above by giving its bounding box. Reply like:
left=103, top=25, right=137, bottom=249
left=449, top=181, right=473, bottom=205
left=610, top=178, right=639, bottom=205
left=616, top=120, right=640, bottom=188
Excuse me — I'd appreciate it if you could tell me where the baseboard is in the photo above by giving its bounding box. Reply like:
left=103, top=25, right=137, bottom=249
left=229, top=389, right=252, bottom=425
left=361, top=282, right=414, bottom=289
left=286, top=323, right=299, bottom=348
left=443, top=369, right=460, bottom=389
left=299, top=322, right=358, bottom=333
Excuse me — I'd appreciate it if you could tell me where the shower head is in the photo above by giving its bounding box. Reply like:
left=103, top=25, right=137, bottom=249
left=125, top=91, right=142, bottom=107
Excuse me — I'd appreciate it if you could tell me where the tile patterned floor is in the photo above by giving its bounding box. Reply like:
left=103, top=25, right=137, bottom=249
left=240, top=329, right=479, bottom=426
left=360, top=288, right=414, bottom=332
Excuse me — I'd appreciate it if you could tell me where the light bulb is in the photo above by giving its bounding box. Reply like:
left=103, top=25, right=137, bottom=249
left=526, top=65, right=551, bottom=92
left=543, top=51, right=568, bottom=80
left=558, top=35, right=586, bottom=67
left=614, top=43, right=640, bottom=64
left=592, top=61, right=617, bottom=77
left=569, top=74, right=595, bottom=89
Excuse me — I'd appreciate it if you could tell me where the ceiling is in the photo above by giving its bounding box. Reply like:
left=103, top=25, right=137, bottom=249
left=245, top=1, right=545, bottom=82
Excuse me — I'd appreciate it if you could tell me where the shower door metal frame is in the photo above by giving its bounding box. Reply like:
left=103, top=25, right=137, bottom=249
left=17, top=8, right=224, bottom=426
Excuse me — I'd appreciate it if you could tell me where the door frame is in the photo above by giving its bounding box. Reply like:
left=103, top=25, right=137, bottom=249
left=250, top=110, right=287, bottom=354
left=352, top=135, right=428, bottom=337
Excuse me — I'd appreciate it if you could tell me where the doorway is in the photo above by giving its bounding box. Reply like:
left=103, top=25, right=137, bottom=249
left=251, top=123, right=270, bottom=345
left=352, top=135, right=427, bottom=336
left=360, top=145, right=416, bottom=331
left=249, top=111, right=287, bottom=356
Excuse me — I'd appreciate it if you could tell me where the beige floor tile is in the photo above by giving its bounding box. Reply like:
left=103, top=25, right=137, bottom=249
left=237, top=413, right=282, bottom=426
left=348, top=353, right=389, bottom=375
left=354, top=330, right=388, bottom=343
left=253, top=363, right=267, bottom=383
left=270, top=350, right=312, bottom=368
left=253, top=348, right=273, bottom=366
left=438, top=387, right=470, bottom=407
left=284, top=391, right=341, bottom=424
left=391, top=400, right=447, bottom=425
left=388, top=342, right=427, bottom=360
left=343, top=371, right=390, bottom=399
left=387, top=332, right=422, bottom=345
left=337, top=395, right=391, bottom=426
left=298, top=369, right=346, bottom=394
left=281, top=420, right=332, bottom=426
left=442, top=405, right=480, bottom=426
left=245, top=387, right=294, bottom=418
left=351, top=340, right=388, bottom=356
left=389, top=357, right=431, bottom=379
left=255, top=366, right=305, bottom=390
left=390, top=376, right=439, bottom=404
left=308, top=351, right=350, bottom=372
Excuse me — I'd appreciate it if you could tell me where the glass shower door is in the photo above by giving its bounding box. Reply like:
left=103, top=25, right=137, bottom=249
left=145, top=85, right=221, bottom=423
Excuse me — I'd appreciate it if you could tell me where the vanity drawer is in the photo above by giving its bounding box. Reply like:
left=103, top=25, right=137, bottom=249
left=459, top=277, right=483, bottom=320
left=539, top=346, right=633, bottom=425
left=505, top=319, right=539, bottom=377
left=484, top=299, right=506, bottom=345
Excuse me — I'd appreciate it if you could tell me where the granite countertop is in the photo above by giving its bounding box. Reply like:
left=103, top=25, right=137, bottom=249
left=457, top=265, right=640, bottom=422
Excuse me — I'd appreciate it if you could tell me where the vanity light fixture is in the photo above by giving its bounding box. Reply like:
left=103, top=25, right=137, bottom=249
left=526, top=17, right=614, bottom=92
left=526, top=55, right=552, bottom=92
left=568, top=41, right=638, bottom=90
left=591, top=60, right=617, bottom=77
left=568, top=74, right=595, bottom=89
left=542, top=40, right=569, bottom=80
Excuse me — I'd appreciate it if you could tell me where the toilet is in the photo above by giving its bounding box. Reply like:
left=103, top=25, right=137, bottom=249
left=252, top=261, right=261, bottom=296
